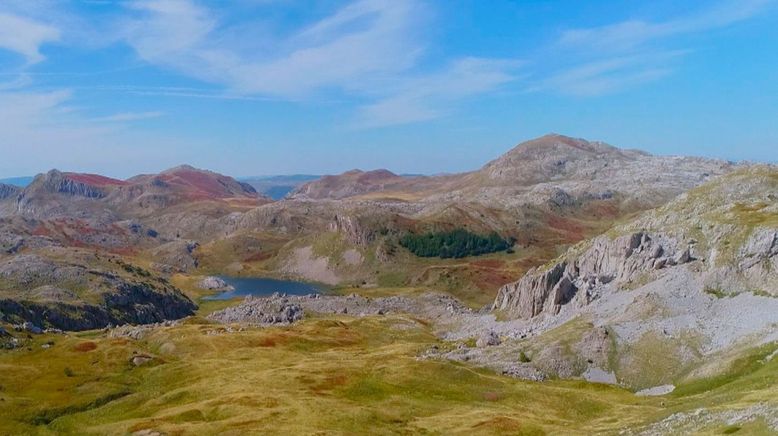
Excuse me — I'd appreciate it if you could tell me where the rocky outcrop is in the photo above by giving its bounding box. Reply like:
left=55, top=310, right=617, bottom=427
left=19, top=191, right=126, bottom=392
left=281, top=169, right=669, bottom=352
left=328, top=214, right=375, bottom=246
left=494, top=165, right=778, bottom=321
left=0, top=283, right=196, bottom=331
left=0, top=253, right=196, bottom=330
left=739, top=229, right=778, bottom=270
left=149, top=240, right=200, bottom=272
left=0, top=183, right=20, bottom=200
left=208, top=295, right=304, bottom=325
left=476, top=330, right=501, bottom=347
left=493, top=232, right=693, bottom=319
left=208, top=292, right=471, bottom=325
left=28, top=170, right=109, bottom=199
left=199, top=276, right=233, bottom=290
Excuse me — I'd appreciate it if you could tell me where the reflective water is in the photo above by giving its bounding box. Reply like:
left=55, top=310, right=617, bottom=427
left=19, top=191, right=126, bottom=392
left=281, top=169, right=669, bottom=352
left=203, top=276, right=325, bottom=300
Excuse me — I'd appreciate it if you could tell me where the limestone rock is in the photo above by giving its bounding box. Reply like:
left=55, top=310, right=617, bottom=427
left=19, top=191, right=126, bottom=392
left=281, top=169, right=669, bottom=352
left=476, top=330, right=501, bottom=347
left=493, top=232, right=693, bottom=319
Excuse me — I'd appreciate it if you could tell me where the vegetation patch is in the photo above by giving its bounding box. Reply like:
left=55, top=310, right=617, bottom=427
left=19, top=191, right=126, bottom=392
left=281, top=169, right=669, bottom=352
left=400, top=229, right=514, bottom=259
left=704, top=287, right=728, bottom=299
left=72, top=341, right=98, bottom=352
left=28, top=390, right=131, bottom=425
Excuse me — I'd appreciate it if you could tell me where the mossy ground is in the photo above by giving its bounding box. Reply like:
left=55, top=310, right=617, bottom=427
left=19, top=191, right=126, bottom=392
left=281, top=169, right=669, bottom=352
left=2, top=310, right=776, bottom=435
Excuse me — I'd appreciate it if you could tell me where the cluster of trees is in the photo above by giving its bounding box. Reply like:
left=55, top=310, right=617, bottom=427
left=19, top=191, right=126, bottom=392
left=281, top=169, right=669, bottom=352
left=399, top=229, right=514, bottom=259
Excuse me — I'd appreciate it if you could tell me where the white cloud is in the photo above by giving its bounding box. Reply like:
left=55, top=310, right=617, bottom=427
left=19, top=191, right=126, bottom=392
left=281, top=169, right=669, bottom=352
left=118, top=0, right=521, bottom=126
left=0, top=12, right=60, bottom=64
left=123, top=0, right=426, bottom=98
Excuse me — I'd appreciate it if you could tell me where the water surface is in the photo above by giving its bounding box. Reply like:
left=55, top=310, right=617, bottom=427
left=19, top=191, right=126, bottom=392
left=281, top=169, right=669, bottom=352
left=204, top=276, right=325, bottom=300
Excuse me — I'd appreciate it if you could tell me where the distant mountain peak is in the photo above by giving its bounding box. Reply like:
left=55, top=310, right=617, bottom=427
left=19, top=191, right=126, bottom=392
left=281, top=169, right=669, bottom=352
left=162, top=164, right=208, bottom=174
left=288, top=168, right=403, bottom=200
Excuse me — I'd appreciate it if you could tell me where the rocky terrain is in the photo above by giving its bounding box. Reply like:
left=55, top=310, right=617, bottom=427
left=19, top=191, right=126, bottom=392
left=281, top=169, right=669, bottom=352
left=0, top=248, right=196, bottom=330
left=446, top=166, right=778, bottom=388
left=208, top=292, right=469, bottom=325
left=205, top=165, right=778, bottom=391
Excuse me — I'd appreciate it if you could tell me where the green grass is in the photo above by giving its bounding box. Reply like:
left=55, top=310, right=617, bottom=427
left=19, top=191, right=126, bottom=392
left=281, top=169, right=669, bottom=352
left=2, top=306, right=776, bottom=434
left=0, top=315, right=669, bottom=435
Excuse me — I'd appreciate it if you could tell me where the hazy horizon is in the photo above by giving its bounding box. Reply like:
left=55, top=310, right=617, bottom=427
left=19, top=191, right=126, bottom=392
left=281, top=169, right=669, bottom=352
left=1, top=0, right=777, bottom=178
left=0, top=130, right=770, bottom=182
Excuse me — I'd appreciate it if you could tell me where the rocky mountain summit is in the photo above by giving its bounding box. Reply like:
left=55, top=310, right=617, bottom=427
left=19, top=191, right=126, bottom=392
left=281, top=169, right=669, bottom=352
left=285, top=134, right=735, bottom=212
left=444, top=134, right=734, bottom=210
left=3, top=165, right=269, bottom=219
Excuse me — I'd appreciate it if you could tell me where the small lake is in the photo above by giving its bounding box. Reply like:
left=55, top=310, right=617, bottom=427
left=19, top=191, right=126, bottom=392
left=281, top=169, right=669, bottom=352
left=203, top=276, right=326, bottom=300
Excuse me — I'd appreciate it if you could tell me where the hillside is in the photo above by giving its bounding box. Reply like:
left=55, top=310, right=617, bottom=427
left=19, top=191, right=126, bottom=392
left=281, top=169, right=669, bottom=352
left=447, top=165, right=778, bottom=389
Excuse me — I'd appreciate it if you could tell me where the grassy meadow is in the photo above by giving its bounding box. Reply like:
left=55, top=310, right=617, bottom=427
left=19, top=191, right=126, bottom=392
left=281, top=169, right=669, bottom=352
left=2, top=304, right=777, bottom=435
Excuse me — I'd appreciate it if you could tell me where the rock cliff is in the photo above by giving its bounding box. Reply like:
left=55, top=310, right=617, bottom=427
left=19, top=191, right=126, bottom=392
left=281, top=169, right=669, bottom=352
left=493, top=165, right=777, bottom=320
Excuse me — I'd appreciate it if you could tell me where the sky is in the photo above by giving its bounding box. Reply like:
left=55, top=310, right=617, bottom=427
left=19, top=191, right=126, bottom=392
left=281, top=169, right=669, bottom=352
left=0, top=0, right=776, bottom=179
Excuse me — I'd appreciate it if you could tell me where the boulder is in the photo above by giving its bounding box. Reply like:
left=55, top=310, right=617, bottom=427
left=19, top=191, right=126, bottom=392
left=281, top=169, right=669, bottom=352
left=476, top=330, right=501, bottom=347
left=131, top=354, right=154, bottom=366
left=199, top=276, right=232, bottom=290
left=15, top=322, right=43, bottom=334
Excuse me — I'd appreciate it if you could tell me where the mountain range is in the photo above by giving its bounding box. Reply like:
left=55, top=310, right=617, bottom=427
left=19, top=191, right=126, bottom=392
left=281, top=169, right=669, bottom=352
left=1, top=133, right=776, bottom=433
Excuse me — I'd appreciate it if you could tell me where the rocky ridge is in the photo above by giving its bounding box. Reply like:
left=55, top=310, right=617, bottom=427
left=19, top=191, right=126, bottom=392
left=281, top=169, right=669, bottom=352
left=0, top=251, right=196, bottom=330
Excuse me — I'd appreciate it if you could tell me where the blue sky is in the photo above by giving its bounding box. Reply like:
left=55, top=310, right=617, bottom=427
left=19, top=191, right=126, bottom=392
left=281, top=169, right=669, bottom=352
left=0, top=0, right=776, bottom=178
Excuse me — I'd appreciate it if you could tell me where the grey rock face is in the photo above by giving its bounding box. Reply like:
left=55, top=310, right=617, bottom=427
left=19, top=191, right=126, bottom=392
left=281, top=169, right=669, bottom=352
left=493, top=232, right=692, bottom=319
left=0, top=183, right=20, bottom=200
left=476, top=330, right=501, bottom=347
left=739, top=229, right=778, bottom=270
left=0, top=254, right=197, bottom=331
left=28, top=170, right=107, bottom=199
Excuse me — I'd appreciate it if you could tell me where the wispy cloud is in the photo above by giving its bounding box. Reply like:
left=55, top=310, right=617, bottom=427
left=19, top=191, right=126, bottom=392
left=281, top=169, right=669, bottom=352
left=534, top=51, right=684, bottom=97
left=559, top=0, right=772, bottom=53
left=119, top=0, right=519, bottom=126
left=90, top=111, right=164, bottom=122
left=0, top=12, right=60, bottom=64
left=123, top=0, right=427, bottom=98
left=0, top=89, right=193, bottom=176
left=356, top=58, right=521, bottom=128
left=537, top=0, right=775, bottom=96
